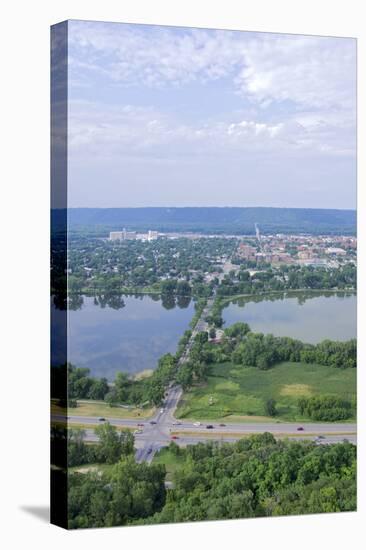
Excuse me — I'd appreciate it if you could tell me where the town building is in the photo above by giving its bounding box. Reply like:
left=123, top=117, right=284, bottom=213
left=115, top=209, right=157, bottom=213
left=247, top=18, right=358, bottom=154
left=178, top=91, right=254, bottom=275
left=237, top=243, right=257, bottom=260
left=109, top=229, right=137, bottom=241
left=148, top=230, right=159, bottom=241
left=325, top=247, right=347, bottom=256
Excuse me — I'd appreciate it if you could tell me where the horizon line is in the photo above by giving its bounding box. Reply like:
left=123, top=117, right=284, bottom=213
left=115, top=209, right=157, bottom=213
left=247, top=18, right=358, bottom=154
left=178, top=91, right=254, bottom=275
left=52, top=206, right=357, bottom=211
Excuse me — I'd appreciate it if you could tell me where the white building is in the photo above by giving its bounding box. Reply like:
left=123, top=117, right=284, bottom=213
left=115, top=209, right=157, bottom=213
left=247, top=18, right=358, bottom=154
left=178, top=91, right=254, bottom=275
left=109, top=229, right=137, bottom=241
left=148, top=230, right=158, bottom=241
left=109, top=231, right=124, bottom=241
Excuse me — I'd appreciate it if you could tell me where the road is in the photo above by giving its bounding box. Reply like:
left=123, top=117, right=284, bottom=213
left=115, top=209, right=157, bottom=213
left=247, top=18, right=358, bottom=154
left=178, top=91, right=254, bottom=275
left=65, top=408, right=356, bottom=463
left=64, top=398, right=356, bottom=464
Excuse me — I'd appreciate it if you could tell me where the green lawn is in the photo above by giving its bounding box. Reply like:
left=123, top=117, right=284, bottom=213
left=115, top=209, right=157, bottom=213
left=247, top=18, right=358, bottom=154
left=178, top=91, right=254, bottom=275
left=153, top=447, right=185, bottom=481
left=176, top=361, right=356, bottom=422
left=52, top=399, right=155, bottom=420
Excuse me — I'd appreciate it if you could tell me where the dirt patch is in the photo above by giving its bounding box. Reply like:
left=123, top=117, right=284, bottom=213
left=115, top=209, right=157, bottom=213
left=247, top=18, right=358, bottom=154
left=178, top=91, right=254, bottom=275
left=133, top=369, right=154, bottom=381
left=280, top=384, right=313, bottom=397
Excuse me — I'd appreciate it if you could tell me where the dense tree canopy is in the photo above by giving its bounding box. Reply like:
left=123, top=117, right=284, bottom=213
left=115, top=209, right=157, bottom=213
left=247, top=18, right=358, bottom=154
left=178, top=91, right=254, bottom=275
left=229, top=329, right=356, bottom=371
left=298, top=395, right=354, bottom=421
left=67, top=433, right=356, bottom=528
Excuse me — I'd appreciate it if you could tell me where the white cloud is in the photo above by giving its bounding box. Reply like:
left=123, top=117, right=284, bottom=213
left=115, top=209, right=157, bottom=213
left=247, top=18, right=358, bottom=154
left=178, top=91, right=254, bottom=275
left=235, top=34, right=356, bottom=115
left=68, top=21, right=356, bottom=115
left=67, top=21, right=356, bottom=177
left=68, top=99, right=354, bottom=161
left=65, top=22, right=356, bottom=209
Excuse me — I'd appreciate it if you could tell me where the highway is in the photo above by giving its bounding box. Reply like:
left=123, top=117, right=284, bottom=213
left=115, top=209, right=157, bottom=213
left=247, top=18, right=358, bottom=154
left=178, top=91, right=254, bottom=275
left=62, top=385, right=356, bottom=464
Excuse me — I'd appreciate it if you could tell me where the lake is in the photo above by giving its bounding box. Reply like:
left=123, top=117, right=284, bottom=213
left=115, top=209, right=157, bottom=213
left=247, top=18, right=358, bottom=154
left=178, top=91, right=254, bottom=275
left=222, top=292, right=356, bottom=343
left=52, top=294, right=194, bottom=380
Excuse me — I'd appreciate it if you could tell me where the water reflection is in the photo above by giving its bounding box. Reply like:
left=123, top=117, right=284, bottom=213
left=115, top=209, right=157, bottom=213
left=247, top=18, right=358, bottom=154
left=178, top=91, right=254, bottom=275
left=52, top=292, right=192, bottom=311
left=226, top=290, right=354, bottom=308
left=222, top=291, right=356, bottom=344
left=52, top=294, right=195, bottom=379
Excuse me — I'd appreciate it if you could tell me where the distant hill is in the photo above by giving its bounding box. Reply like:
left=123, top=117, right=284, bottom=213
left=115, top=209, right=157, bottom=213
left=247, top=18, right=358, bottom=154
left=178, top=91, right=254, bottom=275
left=52, top=207, right=356, bottom=236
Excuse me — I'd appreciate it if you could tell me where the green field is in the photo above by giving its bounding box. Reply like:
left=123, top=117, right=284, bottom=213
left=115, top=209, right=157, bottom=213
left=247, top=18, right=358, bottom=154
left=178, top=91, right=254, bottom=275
left=176, top=362, right=356, bottom=422
left=153, top=447, right=185, bottom=481
left=52, top=399, right=155, bottom=420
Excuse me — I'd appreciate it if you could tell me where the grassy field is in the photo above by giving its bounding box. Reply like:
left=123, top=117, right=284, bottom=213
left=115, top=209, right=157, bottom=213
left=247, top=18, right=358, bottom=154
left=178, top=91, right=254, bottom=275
left=176, top=361, right=356, bottom=422
left=52, top=399, right=155, bottom=420
left=69, top=463, right=115, bottom=475
left=153, top=447, right=186, bottom=481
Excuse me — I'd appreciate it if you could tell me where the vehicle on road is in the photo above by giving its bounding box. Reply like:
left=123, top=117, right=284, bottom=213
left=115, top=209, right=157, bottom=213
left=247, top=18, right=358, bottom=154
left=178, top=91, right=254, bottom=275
left=171, top=435, right=179, bottom=440
left=172, top=421, right=181, bottom=425
left=193, top=422, right=201, bottom=426
left=133, top=429, right=142, bottom=435
left=160, top=409, right=164, bottom=413
left=137, top=423, right=144, bottom=427
left=98, top=417, right=106, bottom=422
left=297, top=427, right=304, bottom=431
left=149, top=421, right=157, bottom=425
left=317, top=435, right=325, bottom=440
left=219, top=423, right=226, bottom=427
left=147, top=448, right=152, bottom=454
left=206, top=425, right=214, bottom=429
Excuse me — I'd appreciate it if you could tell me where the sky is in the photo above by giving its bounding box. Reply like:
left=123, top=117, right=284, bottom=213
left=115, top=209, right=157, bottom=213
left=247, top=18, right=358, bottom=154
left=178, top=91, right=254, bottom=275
left=67, top=20, right=356, bottom=209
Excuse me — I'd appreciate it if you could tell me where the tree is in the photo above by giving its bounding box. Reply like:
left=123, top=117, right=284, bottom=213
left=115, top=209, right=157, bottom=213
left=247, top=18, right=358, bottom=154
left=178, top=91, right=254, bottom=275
left=176, top=280, right=191, bottom=296
left=120, top=429, right=135, bottom=455
left=88, top=377, right=109, bottom=400
left=67, top=428, right=95, bottom=466
left=264, top=398, right=277, bottom=417
left=176, top=363, right=194, bottom=389
left=107, top=457, right=166, bottom=524
left=94, top=422, right=135, bottom=464
left=114, top=372, right=131, bottom=402
left=147, top=379, right=165, bottom=406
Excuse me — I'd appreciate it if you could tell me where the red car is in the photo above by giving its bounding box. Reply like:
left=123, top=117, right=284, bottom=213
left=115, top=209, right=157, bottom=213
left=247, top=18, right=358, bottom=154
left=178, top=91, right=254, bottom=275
left=171, top=435, right=179, bottom=440
left=137, top=423, right=144, bottom=427
left=297, top=427, right=304, bottom=431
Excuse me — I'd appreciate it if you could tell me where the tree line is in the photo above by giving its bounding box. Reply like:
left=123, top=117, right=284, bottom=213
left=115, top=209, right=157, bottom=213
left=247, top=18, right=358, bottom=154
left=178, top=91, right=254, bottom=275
left=216, top=264, right=356, bottom=297
left=298, top=395, right=355, bottom=421
left=65, top=351, right=178, bottom=408
left=228, top=329, right=356, bottom=371
left=68, top=423, right=134, bottom=467
left=67, top=432, right=356, bottom=528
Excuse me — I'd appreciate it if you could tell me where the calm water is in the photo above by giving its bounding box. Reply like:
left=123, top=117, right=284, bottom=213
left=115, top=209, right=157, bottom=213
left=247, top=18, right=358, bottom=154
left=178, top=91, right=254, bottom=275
left=222, top=292, right=356, bottom=343
left=52, top=295, right=194, bottom=380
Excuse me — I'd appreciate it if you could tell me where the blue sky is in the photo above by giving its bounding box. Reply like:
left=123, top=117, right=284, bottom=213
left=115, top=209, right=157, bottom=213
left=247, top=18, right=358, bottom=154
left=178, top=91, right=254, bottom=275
left=67, top=20, right=356, bottom=209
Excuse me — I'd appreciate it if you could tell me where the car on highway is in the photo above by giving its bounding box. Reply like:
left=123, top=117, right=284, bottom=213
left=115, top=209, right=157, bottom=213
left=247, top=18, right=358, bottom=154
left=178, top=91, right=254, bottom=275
left=297, top=427, right=304, bottom=431
left=172, top=421, right=181, bottom=426
left=98, top=417, right=106, bottom=422
left=147, top=447, right=152, bottom=454
left=137, top=423, right=144, bottom=427
left=149, top=421, right=157, bottom=425
left=206, top=425, right=214, bottom=429
left=193, top=422, right=201, bottom=426
left=133, top=429, right=143, bottom=435
left=219, top=423, right=226, bottom=427
left=171, top=435, right=179, bottom=440
left=317, top=435, right=325, bottom=440
left=160, top=409, right=164, bottom=413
